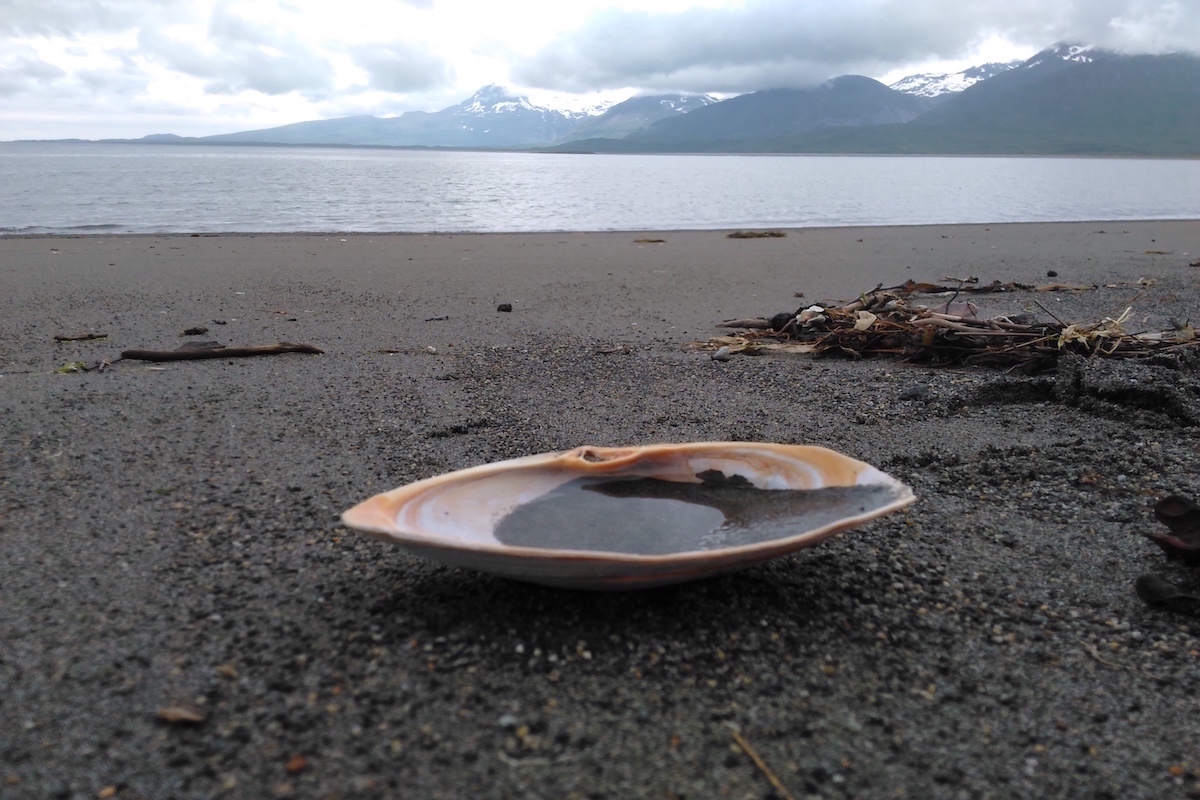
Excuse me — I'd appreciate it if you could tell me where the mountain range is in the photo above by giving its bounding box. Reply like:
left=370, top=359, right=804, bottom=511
left=559, top=45, right=1200, bottom=156
left=136, top=44, right=1200, bottom=156
left=145, top=85, right=715, bottom=149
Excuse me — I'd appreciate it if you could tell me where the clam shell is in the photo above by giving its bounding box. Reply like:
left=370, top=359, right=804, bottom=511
left=341, top=442, right=915, bottom=590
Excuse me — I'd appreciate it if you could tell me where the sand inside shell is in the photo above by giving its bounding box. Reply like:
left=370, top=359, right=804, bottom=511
left=493, top=475, right=903, bottom=555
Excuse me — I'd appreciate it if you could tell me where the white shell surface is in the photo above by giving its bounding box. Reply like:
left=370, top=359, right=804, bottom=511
left=341, top=442, right=915, bottom=590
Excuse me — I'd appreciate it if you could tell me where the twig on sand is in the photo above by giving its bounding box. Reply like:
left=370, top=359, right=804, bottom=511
left=1081, top=642, right=1158, bottom=680
left=1031, top=299, right=1068, bottom=327
left=731, top=729, right=796, bottom=800
left=54, top=332, right=108, bottom=342
left=121, top=341, right=323, bottom=362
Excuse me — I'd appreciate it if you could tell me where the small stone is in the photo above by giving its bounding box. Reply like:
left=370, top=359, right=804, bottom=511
left=497, top=303, right=512, bottom=312
left=898, top=385, right=931, bottom=402
left=711, top=346, right=731, bottom=362
left=1046, top=269, right=1059, bottom=277
left=498, top=713, right=519, bottom=730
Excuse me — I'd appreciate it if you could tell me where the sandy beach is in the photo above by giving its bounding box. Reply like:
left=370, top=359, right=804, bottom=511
left=3, top=221, right=1200, bottom=799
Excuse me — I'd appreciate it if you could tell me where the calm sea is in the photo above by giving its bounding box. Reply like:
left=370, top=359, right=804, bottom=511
left=2, top=142, right=1199, bottom=235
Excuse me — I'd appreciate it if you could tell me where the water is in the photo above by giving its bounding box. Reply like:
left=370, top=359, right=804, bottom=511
left=2, top=141, right=1199, bottom=235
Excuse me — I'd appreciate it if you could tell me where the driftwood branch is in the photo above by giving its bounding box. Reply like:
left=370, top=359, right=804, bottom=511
left=120, top=341, right=324, bottom=362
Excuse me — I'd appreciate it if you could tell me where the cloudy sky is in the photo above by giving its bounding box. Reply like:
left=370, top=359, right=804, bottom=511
left=1, top=0, right=1196, bottom=140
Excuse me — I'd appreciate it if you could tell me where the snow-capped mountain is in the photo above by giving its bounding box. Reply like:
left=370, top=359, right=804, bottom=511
left=441, top=85, right=615, bottom=143
left=1024, top=42, right=1099, bottom=69
left=889, top=60, right=1022, bottom=98
left=558, top=93, right=720, bottom=143
left=459, top=85, right=616, bottom=121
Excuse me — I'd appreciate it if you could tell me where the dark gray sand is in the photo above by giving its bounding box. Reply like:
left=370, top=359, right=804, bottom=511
left=3, top=222, right=1200, bottom=799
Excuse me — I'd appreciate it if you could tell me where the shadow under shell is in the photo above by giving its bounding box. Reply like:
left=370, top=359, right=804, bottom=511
left=493, top=476, right=905, bottom=556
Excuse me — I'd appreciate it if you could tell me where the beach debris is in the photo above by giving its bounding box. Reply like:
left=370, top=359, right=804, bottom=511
left=596, top=345, right=633, bottom=355
left=340, top=442, right=914, bottom=590
left=1144, top=250, right=1173, bottom=255
left=711, top=346, right=732, bottom=362
left=181, top=326, right=209, bottom=336
left=882, top=277, right=1096, bottom=294
left=634, top=238, right=666, bottom=244
left=156, top=705, right=207, bottom=724
left=56, top=358, right=117, bottom=374
left=425, top=315, right=450, bottom=322
left=53, top=332, right=108, bottom=342
left=728, top=230, right=786, bottom=239
left=731, top=729, right=797, bottom=800
left=121, top=341, right=324, bottom=362
left=1142, top=495, right=1200, bottom=567
left=1190, top=259, right=1200, bottom=267
left=704, top=280, right=1198, bottom=370
left=497, top=303, right=513, bottom=312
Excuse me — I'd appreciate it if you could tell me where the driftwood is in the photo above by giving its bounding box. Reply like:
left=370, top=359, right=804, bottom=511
left=704, top=282, right=1197, bottom=371
left=121, top=341, right=323, bottom=362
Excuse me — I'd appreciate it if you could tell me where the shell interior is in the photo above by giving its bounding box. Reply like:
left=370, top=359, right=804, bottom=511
left=342, top=443, right=915, bottom=565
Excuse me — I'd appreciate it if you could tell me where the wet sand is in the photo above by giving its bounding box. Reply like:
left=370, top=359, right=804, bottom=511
left=3, top=221, right=1200, bottom=798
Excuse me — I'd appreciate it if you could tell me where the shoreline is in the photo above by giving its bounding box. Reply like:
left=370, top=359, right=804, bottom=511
left=4, top=221, right=1200, bottom=798
left=4, top=216, right=1200, bottom=240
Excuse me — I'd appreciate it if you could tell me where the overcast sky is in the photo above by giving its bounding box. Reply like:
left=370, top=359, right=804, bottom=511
left=1, top=0, right=1196, bottom=140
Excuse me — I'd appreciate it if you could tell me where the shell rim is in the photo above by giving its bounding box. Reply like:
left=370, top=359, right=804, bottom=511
left=340, top=442, right=917, bottom=566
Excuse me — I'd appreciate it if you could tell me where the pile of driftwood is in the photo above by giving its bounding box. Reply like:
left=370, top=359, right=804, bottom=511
left=705, top=278, right=1197, bottom=371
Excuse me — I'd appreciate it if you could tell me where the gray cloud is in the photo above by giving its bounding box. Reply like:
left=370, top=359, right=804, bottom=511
left=352, top=42, right=454, bottom=93
left=0, top=42, right=150, bottom=107
left=513, top=0, right=1200, bottom=93
left=0, top=46, right=67, bottom=96
left=139, top=5, right=337, bottom=98
left=0, top=0, right=189, bottom=37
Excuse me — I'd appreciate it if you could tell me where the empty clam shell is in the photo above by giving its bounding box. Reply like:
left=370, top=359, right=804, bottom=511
left=341, top=442, right=915, bottom=590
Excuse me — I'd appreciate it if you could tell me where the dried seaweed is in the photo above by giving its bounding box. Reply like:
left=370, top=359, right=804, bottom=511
left=727, top=230, right=786, bottom=239
left=703, top=281, right=1197, bottom=371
